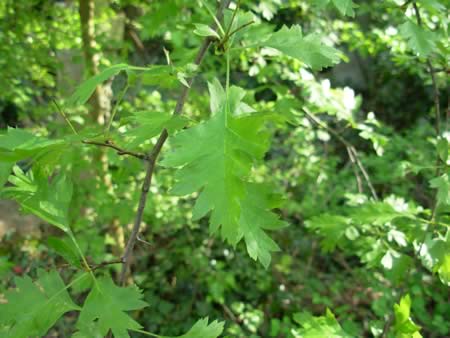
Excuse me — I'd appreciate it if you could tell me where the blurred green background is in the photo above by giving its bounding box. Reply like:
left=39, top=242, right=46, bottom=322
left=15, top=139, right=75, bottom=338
left=0, top=0, right=448, bottom=337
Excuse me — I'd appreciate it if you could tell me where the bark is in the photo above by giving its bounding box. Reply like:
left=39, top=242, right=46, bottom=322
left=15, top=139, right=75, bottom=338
left=78, top=0, right=124, bottom=254
left=79, top=0, right=111, bottom=124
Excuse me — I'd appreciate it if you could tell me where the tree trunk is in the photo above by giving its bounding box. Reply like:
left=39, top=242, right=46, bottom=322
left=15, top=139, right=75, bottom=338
left=79, top=0, right=110, bottom=124
left=78, top=0, right=124, bottom=255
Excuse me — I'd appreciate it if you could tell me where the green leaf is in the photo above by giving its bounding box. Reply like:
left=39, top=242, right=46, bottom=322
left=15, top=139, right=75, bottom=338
left=193, top=23, right=220, bottom=39
left=393, top=295, right=422, bottom=338
left=0, top=269, right=79, bottom=338
left=47, top=236, right=82, bottom=268
left=429, top=174, right=450, bottom=206
left=438, top=253, right=450, bottom=286
left=418, top=0, right=446, bottom=13
left=139, top=64, right=198, bottom=89
left=293, top=309, right=353, bottom=337
left=240, top=184, right=288, bottom=268
left=0, top=128, right=66, bottom=165
left=0, top=161, right=13, bottom=192
left=163, top=318, right=224, bottom=338
left=140, top=65, right=178, bottom=88
left=162, top=78, right=283, bottom=266
left=125, top=111, right=188, bottom=148
left=75, top=276, right=148, bottom=338
left=310, top=0, right=355, bottom=16
left=264, top=25, right=341, bottom=70
left=436, top=138, right=448, bottom=163
left=399, top=20, right=436, bottom=57
left=332, top=0, right=355, bottom=16
left=419, top=236, right=450, bottom=286
left=68, top=64, right=129, bottom=106
left=305, top=214, right=351, bottom=251
left=3, top=168, right=73, bottom=232
left=350, top=202, right=412, bottom=225
left=381, top=250, right=413, bottom=282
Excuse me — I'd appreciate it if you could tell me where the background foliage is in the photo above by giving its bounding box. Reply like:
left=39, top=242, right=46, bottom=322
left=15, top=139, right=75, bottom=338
left=0, top=0, right=448, bottom=337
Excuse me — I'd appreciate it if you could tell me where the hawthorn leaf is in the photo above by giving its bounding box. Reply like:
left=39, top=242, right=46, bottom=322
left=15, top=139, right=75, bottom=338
left=265, top=25, right=341, bottom=70
left=140, top=65, right=178, bottom=88
left=438, top=254, right=450, bottom=286
left=381, top=250, right=413, bottom=282
left=312, top=0, right=355, bottom=16
left=68, top=64, right=130, bottom=106
left=417, top=0, right=446, bottom=13
left=418, top=236, right=450, bottom=286
left=305, top=214, right=351, bottom=251
left=47, top=236, right=82, bottom=268
left=125, top=111, right=188, bottom=147
left=293, top=309, right=353, bottom=337
left=436, top=138, right=448, bottom=163
left=75, top=276, right=148, bottom=338
left=429, top=174, right=450, bottom=206
left=140, top=64, right=198, bottom=89
left=162, top=79, right=269, bottom=244
left=332, top=0, right=355, bottom=16
left=399, top=21, right=436, bottom=57
left=162, top=79, right=284, bottom=266
left=3, top=167, right=73, bottom=232
left=240, top=184, right=288, bottom=268
left=0, top=161, right=13, bottom=192
left=311, top=0, right=332, bottom=8
left=393, top=295, right=422, bottom=338
left=162, top=318, right=224, bottom=338
left=193, top=23, right=220, bottom=39
left=0, top=269, right=79, bottom=338
left=350, top=202, right=413, bottom=225
left=0, top=128, right=66, bottom=165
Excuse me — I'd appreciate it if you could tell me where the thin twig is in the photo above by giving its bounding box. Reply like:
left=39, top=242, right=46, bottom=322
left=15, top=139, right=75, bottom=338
left=217, top=20, right=254, bottom=51
left=53, top=99, right=78, bottom=135
left=90, top=258, right=124, bottom=271
left=411, top=0, right=444, bottom=268
left=346, top=146, right=363, bottom=193
left=82, top=139, right=149, bottom=160
left=118, top=0, right=232, bottom=286
left=224, top=0, right=240, bottom=38
left=303, top=107, right=379, bottom=200
left=106, top=82, right=129, bottom=132
left=348, top=145, right=379, bottom=200
left=412, top=2, right=441, bottom=137
left=228, top=20, right=254, bottom=37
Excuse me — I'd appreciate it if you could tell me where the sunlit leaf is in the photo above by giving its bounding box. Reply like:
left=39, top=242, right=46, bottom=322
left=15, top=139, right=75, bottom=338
left=399, top=21, right=436, bottom=57
left=3, top=167, right=73, bottom=232
left=68, top=64, right=130, bottom=106
left=162, top=318, right=224, bottom=338
left=0, top=270, right=79, bottom=338
left=75, top=276, right=148, bottom=338
left=293, top=309, right=353, bottom=337
left=393, top=295, right=422, bottom=338
left=265, top=25, right=341, bottom=70
left=162, top=78, right=284, bottom=266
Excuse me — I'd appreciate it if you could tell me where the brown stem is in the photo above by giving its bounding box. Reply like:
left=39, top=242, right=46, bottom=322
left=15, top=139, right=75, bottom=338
left=303, top=107, right=379, bottom=201
left=91, top=258, right=124, bottom=271
left=82, top=140, right=149, bottom=161
left=118, top=0, right=232, bottom=286
left=346, top=147, right=363, bottom=193
left=348, top=145, right=379, bottom=201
